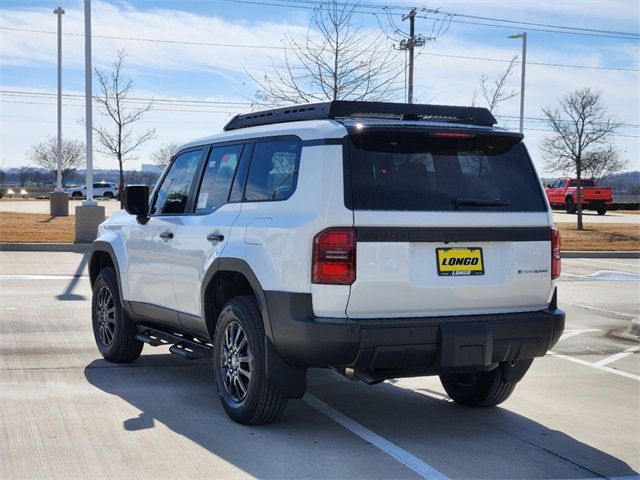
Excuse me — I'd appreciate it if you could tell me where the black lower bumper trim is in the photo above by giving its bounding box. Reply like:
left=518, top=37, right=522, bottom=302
left=265, top=291, right=565, bottom=372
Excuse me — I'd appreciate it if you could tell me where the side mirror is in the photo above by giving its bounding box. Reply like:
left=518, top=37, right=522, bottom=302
left=124, top=185, right=150, bottom=224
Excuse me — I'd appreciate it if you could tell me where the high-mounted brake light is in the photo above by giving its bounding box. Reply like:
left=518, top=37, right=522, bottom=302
left=431, top=132, right=473, bottom=139
left=312, top=228, right=356, bottom=285
left=551, top=228, right=561, bottom=280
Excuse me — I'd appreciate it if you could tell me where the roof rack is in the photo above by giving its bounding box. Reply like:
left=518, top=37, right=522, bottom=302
left=223, top=101, right=496, bottom=131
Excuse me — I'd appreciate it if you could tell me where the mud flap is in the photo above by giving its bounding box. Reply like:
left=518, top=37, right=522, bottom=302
left=265, top=338, right=307, bottom=398
left=440, top=323, right=494, bottom=367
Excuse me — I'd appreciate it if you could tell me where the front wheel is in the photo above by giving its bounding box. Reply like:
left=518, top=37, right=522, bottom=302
left=92, top=267, right=143, bottom=363
left=597, top=207, right=607, bottom=215
left=213, top=295, right=287, bottom=425
left=440, top=366, right=517, bottom=407
left=104, top=191, right=114, bottom=199
left=72, top=191, right=83, bottom=199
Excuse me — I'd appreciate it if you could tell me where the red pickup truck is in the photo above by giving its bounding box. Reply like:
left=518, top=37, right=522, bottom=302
left=545, top=178, right=613, bottom=215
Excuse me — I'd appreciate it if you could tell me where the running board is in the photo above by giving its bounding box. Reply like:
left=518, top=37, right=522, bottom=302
left=136, top=325, right=212, bottom=360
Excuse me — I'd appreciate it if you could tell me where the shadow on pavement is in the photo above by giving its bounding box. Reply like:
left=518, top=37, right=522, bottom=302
left=84, top=356, right=638, bottom=479
left=56, top=253, right=88, bottom=301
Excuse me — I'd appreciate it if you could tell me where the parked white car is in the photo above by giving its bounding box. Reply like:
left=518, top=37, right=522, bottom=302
left=89, top=101, right=565, bottom=425
left=67, top=182, right=118, bottom=199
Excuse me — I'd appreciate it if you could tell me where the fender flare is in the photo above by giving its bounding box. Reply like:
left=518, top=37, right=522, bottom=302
left=201, top=257, right=307, bottom=398
left=90, top=241, right=124, bottom=305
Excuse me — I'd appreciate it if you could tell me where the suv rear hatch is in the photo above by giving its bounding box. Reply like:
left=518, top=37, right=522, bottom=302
left=344, top=126, right=554, bottom=319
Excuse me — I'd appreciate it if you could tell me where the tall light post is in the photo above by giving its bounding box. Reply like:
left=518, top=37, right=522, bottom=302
left=508, top=32, right=527, bottom=134
left=83, top=0, right=96, bottom=207
left=54, top=7, right=64, bottom=192
left=75, top=0, right=105, bottom=243
left=49, top=6, right=69, bottom=217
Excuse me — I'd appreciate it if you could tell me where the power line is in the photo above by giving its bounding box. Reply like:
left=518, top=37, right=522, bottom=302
left=1, top=27, right=637, bottom=72
left=215, top=0, right=640, bottom=40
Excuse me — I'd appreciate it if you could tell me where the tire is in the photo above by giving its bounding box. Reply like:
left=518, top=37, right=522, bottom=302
left=213, top=295, right=287, bottom=425
left=565, top=197, right=577, bottom=214
left=72, top=191, right=83, bottom=199
left=104, top=191, right=114, bottom=199
left=597, top=207, right=607, bottom=215
left=440, top=366, right=517, bottom=407
left=92, top=267, right=143, bottom=363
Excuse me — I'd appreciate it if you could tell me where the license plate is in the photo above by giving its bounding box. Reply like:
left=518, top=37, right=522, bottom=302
left=436, top=248, right=484, bottom=276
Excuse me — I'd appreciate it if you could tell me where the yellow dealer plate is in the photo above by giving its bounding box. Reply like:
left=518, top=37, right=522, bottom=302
left=436, top=248, right=484, bottom=276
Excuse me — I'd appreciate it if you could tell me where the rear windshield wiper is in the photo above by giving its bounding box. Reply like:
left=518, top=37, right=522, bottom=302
left=452, top=197, right=510, bottom=209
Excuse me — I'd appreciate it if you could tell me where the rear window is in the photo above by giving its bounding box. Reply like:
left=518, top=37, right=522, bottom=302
left=347, top=131, right=546, bottom=212
left=569, top=179, right=595, bottom=187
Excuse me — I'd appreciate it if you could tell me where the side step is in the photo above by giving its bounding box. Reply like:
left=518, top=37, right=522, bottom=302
left=136, top=325, right=213, bottom=360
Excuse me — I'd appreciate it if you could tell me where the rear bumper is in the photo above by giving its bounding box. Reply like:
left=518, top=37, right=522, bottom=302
left=265, top=291, right=565, bottom=373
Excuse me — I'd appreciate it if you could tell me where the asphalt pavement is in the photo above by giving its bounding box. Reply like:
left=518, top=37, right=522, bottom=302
left=0, top=253, right=638, bottom=479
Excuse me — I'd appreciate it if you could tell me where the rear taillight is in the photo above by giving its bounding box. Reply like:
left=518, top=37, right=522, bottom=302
left=312, top=227, right=356, bottom=285
left=551, top=227, right=561, bottom=280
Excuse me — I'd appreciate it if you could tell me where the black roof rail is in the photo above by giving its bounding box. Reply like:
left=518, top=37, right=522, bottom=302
left=223, top=101, right=497, bottom=131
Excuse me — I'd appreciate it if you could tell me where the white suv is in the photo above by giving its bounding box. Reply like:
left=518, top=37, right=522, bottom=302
left=67, top=181, right=118, bottom=199
left=89, top=101, right=565, bottom=425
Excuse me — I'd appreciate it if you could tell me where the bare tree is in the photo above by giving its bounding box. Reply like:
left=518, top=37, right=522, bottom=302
left=151, top=142, right=179, bottom=167
left=94, top=50, right=156, bottom=201
left=541, top=88, right=620, bottom=230
left=472, top=56, right=519, bottom=115
left=17, top=167, right=35, bottom=187
left=27, top=136, right=85, bottom=187
left=252, top=1, right=403, bottom=105
left=582, top=147, right=627, bottom=185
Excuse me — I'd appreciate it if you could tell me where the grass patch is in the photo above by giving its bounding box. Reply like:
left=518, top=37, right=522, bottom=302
left=556, top=223, right=640, bottom=251
left=0, top=212, right=74, bottom=243
left=0, top=212, right=638, bottom=251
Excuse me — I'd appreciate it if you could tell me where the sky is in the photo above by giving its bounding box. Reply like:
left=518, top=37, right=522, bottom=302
left=0, top=0, right=639, bottom=176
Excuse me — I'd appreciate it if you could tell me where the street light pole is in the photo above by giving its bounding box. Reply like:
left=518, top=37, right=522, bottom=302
left=508, top=32, right=527, bottom=134
left=53, top=7, right=65, bottom=192
left=83, top=0, right=96, bottom=206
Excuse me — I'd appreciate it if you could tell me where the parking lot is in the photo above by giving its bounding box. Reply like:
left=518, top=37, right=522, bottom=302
left=1, top=252, right=638, bottom=479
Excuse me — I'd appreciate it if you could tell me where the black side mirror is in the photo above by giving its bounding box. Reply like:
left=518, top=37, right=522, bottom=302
left=124, top=185, right=150, bottom=224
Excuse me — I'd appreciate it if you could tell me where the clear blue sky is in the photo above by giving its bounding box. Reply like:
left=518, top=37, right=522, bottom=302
left=1, top=0, right=638, bottom=175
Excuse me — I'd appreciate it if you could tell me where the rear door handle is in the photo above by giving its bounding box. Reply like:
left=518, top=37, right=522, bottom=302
left=159, top=231, right=174, bottom=241
left=207, top=233, right=224, bottom=243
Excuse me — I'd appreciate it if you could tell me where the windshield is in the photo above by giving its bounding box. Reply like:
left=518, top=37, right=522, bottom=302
left=347, top=131, right=546, bottom=212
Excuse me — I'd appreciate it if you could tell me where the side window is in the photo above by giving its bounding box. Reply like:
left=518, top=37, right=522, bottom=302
left=151, top=149, right=204, bottom=215
left=569, top=180, right=577, bottom=187
left=93, top=183, right=103, bottom=189
left=244, top=139, right=302, bottom=201
left=195, top=144, right=243, bottom=214
left=552, top=180, right=563, bottom=188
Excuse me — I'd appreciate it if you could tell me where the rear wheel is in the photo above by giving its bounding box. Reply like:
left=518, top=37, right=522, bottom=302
left=565, top=197, right=577, bottom=214
left=92, top=267, right=143, bottom=363
left=213, top=295, right=287, bottom=425
left=597, top=207, right=607, bottom=215
left=104, top=191, right=114, bottom=199
left=440, top=366, right=516, bottom=407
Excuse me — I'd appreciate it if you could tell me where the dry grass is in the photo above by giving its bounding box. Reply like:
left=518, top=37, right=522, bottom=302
left=556, top=223, right=640, bottom=251
left=1, top=212, right=638, bottom=250
left=0, top=212, right=75, bottom=243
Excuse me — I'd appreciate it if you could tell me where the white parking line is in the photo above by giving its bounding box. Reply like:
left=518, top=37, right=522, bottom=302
left=0, top=275, right=88, bottom=280
left=559, top=329, right=600, bottom=341
left=304, top=394, right=451, bottom=480
left=593, top=346, right=640, bottom=367
left=564, top=302, right=638, bottom=320
left=549, top=352, right=640, bottom=382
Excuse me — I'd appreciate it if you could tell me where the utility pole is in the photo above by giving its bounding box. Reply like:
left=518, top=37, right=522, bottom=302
left=399, top=9, right=425, bottom=104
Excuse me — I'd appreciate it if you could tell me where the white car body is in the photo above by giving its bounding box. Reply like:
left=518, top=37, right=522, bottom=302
left=67, top=182, right=118, bottom=199
left=89, top=102, right=565, bottom=423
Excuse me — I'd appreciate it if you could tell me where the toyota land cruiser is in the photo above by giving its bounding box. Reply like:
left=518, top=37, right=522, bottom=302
left=89, top=101, right=565, bottom=424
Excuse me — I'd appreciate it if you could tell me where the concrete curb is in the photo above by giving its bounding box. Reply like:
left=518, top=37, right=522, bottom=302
left=561, top=251, right=640, bottom=259
left=0, top=243, right=92, bottom=253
